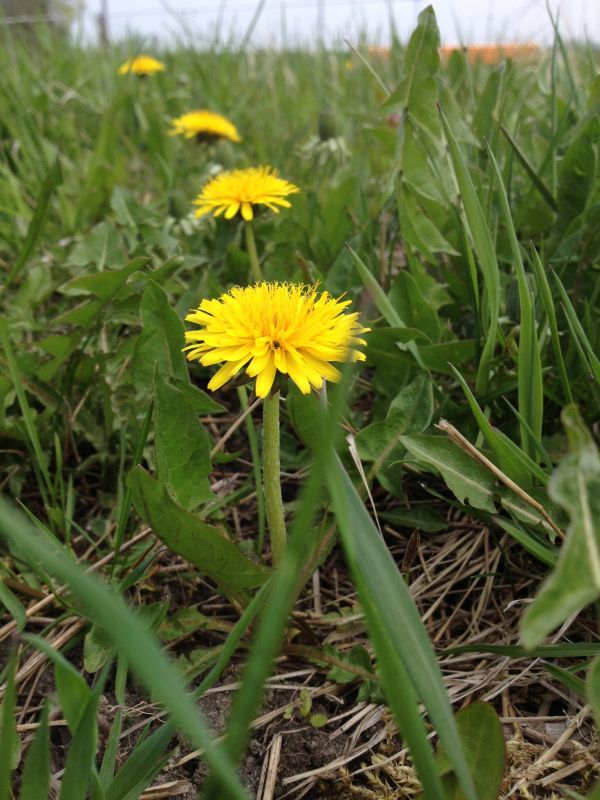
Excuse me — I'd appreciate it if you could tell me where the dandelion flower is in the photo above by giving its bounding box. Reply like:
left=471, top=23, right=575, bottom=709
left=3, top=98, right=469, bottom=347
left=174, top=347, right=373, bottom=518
left=193, top=166, right=300, bottom=221
left=184, top=282, right=369, bottom=398
left=169, top=110, right=241, bottom=143
left=118, top=55, right=165, bottom=76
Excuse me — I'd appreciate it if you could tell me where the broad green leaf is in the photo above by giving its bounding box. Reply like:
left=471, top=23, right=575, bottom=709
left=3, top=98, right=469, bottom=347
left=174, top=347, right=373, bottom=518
left=380, top=506, right=447, bottom=532
left=67, top=221, right=124, bottom=270
left=552, top=115, right=599, bottom=244
left=326, top=452, right=476, bottom=800
left=348, top=246, right=424, bottom=367
left=398, top=183, right=459, bottom=260
left=382, top=5, right=440, bottom=140
left=287, top=384, right=322, bottom=452
left=128, top=466, right=270, bottom=597
left=158, top=606, right=231, bottom=641
left=521, top=407, right=600, bottom=648
left=389, top=273, right=441, bottom=342
left=154, top=372, right=213, bottom=511
left=64, top=256, right=146, bottom=299
left=358, top=372, right=433, bottom=459
left=132, top=280, right=189, bottom=391
left=84, top=624, right=113, bottom=673
left=401, top=434, right=496, bottom=512
left=0, top=496, right=249, bottom=800
left=431, top=702, right=505, bottom=800
left=417, top=341, right=476, bottom=373
left=20, top=701, right=50, bottom=800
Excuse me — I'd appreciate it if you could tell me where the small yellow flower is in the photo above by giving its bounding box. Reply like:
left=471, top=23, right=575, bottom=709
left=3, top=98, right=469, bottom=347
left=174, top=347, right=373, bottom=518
left=169, top=110, right=241, bottom=143
left=344, top=59, right=354, bottom=70
left=193, top=166, right=300, bottom=221
left=118, top=55, right=165, bottom=76
left=184, top=282, right=369, bottom=398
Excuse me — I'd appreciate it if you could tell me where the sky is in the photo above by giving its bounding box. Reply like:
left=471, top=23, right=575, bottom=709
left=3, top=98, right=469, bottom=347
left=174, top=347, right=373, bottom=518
left=74, top=0, right=600, bottom=48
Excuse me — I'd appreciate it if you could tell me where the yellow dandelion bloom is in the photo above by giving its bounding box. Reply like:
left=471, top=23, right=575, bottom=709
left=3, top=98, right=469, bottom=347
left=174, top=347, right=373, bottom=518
left=184, top=282, right=369, bottom=398
left=169, top=110, right=241, bottom=143
left=192, top=166, right=300, bottom=221
left=118, top=55, right=165, bottom=76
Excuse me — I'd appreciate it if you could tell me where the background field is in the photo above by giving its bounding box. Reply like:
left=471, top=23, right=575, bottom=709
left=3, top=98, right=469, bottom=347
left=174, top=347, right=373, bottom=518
left=1, top=7, right=600, bottom=799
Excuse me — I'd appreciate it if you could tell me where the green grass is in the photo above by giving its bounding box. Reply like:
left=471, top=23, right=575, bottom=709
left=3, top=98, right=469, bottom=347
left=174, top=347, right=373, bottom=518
left=1, top=8, right=600, bottom=799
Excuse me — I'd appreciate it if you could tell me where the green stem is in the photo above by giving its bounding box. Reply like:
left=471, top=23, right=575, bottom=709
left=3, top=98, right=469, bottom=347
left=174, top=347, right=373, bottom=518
left=237, top=386, right=266, bottom=554
left=244, top=222, right=263, bottom=282
left=262, top=392, right=286, bottom=566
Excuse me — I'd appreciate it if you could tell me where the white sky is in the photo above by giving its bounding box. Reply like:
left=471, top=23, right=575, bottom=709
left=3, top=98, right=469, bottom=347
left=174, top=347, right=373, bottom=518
left=77, top=0, right=600, bottom=47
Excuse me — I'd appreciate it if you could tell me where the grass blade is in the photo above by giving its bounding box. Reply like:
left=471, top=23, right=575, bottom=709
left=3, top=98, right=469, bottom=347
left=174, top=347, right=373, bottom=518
left=5, top=155, right=62, bottom=288
left=0, top=319, right=53, bottom=505
left=440, top=108, right=500, bottom=393
left=529, top=247, right=573, bottom=404
left=486, top=141, right=543, bottom=459
left=20, top=701, right=51, bottom=800
left=499, top=125, right=558, bottom=211
left=0, top=496, right=250, bottom=800
left=551, top=267, right=600, bottom=384
left=326, top=452, right=477, bottom=800
left=0, top=648, right=17, bottom=800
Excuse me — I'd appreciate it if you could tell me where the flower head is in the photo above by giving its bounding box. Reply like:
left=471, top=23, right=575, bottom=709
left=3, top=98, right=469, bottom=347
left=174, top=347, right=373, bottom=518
left=118, top=55, right=165, bottom=76
left=184, top=282, right=368, bottom=398
left=193, top=166, right=300, bottom=221
left=169, top=110, right=241, bottom=143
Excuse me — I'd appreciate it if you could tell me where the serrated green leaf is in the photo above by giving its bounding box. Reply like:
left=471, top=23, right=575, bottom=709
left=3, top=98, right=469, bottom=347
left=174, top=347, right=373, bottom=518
left=401, top=434, right=496, bottom=511
left=433, top=702, right=505, bottom=800
left=128, top=466, right=270, bottom=598
left=382, top=5, right=440, bottom=140
left=154, top=372, right=213, bottom=511
left=521, top=407, right=600, bottom=648
left=132, top=281, right=189, bottom=391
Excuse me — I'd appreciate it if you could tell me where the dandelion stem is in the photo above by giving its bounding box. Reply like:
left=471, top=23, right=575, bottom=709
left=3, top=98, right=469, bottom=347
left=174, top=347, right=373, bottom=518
left=237, top=386, right=266, bottom=555
left=263, top=391, right=286, bottom=565
left=244, top=222, right=263, bottom=282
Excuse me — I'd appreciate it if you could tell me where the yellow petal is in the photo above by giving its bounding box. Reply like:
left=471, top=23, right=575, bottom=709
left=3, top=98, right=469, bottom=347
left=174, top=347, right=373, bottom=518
left=255, top=360, right=277, bottom=398
left=241, top=202, right=254, bottom=221
left=224, top=202, right=240, bottom=219
left=207, top=358, right=248, bottom=391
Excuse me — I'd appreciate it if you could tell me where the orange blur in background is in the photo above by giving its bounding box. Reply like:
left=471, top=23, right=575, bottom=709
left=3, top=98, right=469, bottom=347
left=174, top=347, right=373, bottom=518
left=368, top=43, right=540, bottom=63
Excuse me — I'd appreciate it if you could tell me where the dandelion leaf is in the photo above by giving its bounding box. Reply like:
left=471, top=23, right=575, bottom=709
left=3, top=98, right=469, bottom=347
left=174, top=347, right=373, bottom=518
left=521, top=406, right=600, bottom=648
